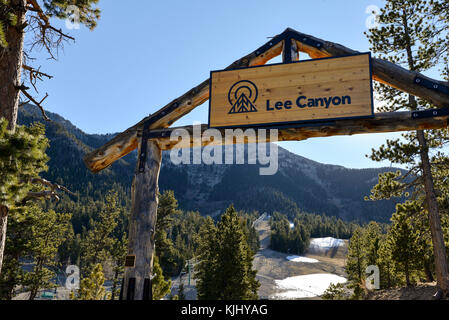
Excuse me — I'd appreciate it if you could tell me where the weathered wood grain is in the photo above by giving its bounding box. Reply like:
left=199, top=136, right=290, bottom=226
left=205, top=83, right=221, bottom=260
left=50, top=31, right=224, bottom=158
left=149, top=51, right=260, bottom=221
left=122, top=140, right=161, bottom=300
left=209, top=54, right=372, bottom=127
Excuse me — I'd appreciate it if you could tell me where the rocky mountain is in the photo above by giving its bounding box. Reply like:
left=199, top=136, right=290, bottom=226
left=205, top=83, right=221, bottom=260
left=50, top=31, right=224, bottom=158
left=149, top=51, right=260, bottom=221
left=18, top=104, right=402, bottom=223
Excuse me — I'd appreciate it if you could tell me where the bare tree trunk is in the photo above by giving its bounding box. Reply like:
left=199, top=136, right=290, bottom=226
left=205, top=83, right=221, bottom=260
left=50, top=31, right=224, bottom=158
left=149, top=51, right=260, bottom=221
left=0, top=0, right=27, bottom=277
left=417, top=130, right=449, bottom=296
left=122, top=140, right=162, bottom=300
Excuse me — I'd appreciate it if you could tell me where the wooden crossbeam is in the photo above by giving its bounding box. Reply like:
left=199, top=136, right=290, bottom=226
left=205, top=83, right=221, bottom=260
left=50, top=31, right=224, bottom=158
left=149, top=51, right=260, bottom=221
left=84, top=28, right=449, bottom=173
left=149, top=110, right=449, bottom=151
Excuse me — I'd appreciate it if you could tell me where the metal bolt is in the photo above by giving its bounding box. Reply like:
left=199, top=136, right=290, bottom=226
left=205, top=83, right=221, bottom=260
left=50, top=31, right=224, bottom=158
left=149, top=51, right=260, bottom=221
left=433, top=111, right=438, bottom=116
left=269, top=42, right=273, bottom=46
left=434, top=84, right=438, bottom=89
left=416, top=78, right=421, bottom=83
left=256, top=51, right=260, bottom=55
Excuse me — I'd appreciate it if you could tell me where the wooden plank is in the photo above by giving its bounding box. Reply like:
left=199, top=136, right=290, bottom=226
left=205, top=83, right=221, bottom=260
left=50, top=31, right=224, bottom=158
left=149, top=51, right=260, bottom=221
left=153, top=111, right=449, bottom=151
left=84, top=28, right=449, bottom=173
left=122, top=140, right=162, bottom=300
left=209, top=54, right=373, bottom=128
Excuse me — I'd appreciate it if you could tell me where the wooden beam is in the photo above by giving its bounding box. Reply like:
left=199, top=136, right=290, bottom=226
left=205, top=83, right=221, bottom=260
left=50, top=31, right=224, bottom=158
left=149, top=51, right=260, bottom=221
left=84, top=28, right=449, bottom=173
left=289, top=28, right=449, bottom=108
left=152, top=111, right=449, bottom=151
left=122, top=140, right=162, bottom=300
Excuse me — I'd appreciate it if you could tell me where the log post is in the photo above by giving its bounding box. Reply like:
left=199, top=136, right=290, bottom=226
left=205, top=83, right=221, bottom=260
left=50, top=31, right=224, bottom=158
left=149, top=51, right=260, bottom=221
left=121, top=138, right=162, bottom=300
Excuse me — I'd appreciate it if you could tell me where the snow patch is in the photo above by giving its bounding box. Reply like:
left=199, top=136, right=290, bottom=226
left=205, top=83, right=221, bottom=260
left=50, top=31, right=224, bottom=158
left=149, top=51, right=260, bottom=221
left=286, top=256, right=319, bottom=263
left=272, top=274, right=347, bottom=299
left=309, top=237, right=344, bottom=251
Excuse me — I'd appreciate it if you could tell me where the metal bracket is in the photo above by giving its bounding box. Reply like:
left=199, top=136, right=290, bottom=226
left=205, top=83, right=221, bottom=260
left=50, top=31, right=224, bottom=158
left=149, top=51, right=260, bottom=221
left=411, top=108, right=449, bottom=119
left=143, top=278, right=152, bottom=300
left=138, top=120, right=151, bottom=173
left=290, top=33, right=323, bottom=50
left=138, top=102, right=179, bottom=173
left=282, top=37, right=293, bottom=63
left=126, top=277, right=136, bottom=300
left=414, top=76, right=449, bottom=95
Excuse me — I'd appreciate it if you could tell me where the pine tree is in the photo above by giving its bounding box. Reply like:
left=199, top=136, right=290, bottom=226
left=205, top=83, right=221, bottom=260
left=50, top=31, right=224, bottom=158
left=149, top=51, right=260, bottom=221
left=152, top=256, right=171, bottom=300
left=24, top=206, right=71, bottom=300
left=388, top=202, right=422, bottom=286
left=377, top=237, right=396, bottom=289
left=0, top=119, right=48, bottom=275
left=196, top=206, right=260, bottom=300
left=155, top=190, right=181, bottom=277
left=346, top=228, right=366, bottom=286
left=110, top=234, right=127, bottom=300
left=363, top=222, right=382, bottom=267
left=195, top=216, right=219, bottom=300
left=73, top=263, right=107, bottom=300
left=80, top=191, right=119, bottom=275
left=0, top=0, right=100, bottom=274
left=0, top=0, right=101, bottom=131
left=365, top=0, right=449, bottom=295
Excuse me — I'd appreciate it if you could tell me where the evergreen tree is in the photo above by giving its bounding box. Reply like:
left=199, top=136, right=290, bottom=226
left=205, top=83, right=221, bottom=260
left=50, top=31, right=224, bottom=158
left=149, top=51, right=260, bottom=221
left=24, top=206, right=71, bottom=300
left=388, top=202, right=422, bottom=286
left=110, top=233, right=127, bottom=300
left=152, top=256, right=171, bottom=300
left=0, top=203, right=36, bottom=299
left=80, top=191, right=119, bottom=275
left=0, top=0, right=101, bottom=131
left=155, top=190, right=181, bottom=277
left=72, top=263, right=107, bottom=300
left=195, top=216, right=219, bottom=300
left=363, top=221, right=382, bottom=266
left=0, top=119, right=48, bottom=275
left=345, top=228, right=366, bottom=286
left=377, top=237, right=396, bottom=289
left=196, top=206, right=259, bottom=300
left=365, top=0, right=449, bottom=295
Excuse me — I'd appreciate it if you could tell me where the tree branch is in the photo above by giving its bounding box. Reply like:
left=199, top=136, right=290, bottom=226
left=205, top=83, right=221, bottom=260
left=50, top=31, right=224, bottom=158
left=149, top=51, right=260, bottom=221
left=22, top=178, right=76, bottom=204
left=19, top=88, right=50, bottom=121
left=22, top=64, right=53, bottom=91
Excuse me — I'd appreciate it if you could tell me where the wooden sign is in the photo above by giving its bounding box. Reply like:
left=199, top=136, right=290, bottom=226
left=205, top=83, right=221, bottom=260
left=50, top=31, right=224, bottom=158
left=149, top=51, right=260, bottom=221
left=209, top=53, right=374, bottom=128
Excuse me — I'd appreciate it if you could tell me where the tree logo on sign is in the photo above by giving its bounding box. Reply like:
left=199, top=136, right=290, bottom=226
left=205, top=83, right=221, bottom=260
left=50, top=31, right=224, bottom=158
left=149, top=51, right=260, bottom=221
left=228, top=80, right=258, bottom=114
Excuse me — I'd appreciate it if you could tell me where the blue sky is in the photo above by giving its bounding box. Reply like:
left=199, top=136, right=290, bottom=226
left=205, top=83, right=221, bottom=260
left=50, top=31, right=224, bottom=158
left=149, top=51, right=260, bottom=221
left=29, top=0, right=415, bottom=169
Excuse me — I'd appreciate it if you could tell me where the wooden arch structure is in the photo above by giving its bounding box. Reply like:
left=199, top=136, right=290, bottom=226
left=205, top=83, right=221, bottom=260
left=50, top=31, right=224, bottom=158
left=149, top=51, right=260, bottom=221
left=83, top=28, right=449, bottom=300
